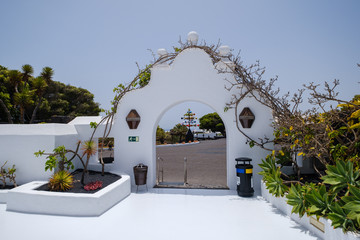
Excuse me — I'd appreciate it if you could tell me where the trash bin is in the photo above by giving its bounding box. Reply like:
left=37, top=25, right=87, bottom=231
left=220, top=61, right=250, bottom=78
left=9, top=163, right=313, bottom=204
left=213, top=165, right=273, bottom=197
left=235, top=157, right=254, bottom=197
left=133, top=163, right=148, bottom=185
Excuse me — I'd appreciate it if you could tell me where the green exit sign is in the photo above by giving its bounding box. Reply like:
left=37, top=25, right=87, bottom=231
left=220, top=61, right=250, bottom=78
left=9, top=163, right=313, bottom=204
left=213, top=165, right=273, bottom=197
left=128, top=136, right=139, bottom=142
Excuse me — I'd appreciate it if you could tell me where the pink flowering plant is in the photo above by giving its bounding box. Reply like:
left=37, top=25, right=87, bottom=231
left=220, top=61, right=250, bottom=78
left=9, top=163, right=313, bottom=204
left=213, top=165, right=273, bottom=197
left=83, top=181, right=103, bottom=191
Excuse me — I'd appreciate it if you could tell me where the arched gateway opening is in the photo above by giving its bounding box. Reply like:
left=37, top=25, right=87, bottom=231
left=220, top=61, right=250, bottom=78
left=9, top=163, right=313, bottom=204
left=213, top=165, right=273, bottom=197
left=155, top=101, right=227, bottom=189
left=112, top=36, right=273, bottom=193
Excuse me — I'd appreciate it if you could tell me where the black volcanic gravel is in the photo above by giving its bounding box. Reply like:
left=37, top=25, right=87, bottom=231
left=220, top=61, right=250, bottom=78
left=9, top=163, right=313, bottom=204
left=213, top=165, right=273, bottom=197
left=0, top=185, right=16, bottom=190
left=36, top=169, right=121, bottom=194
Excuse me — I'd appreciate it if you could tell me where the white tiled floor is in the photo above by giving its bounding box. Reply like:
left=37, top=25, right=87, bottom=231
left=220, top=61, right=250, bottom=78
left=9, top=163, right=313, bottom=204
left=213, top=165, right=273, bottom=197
left=0, top=192, right=319, bottom=240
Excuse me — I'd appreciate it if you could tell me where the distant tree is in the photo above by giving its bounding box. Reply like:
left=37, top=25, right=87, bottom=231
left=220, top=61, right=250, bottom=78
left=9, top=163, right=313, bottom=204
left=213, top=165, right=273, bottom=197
left=8, top=70, right=22, bottom=93
left=0, top=66, right=13, bottom=123
left=199, top=112, right=226, bottom=136
left=30, top=76, right=48, bottom=123
left=36, top=81, right=101, bottom=120
left=156, top=126, right=166, bottom=144
left=170, top=123, right=188, bottom=142
left=0, top=64, right=101, bottom=123
left=40, top=67, right=54, bottom=84
left=14, top=86, right=34, bottom=123
left=21, top=64, right=34, bottom=87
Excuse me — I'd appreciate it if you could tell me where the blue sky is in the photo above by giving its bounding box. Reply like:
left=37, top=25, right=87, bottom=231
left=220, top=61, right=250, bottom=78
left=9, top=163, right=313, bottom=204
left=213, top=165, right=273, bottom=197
left=0, top=0, right=359, bottom=130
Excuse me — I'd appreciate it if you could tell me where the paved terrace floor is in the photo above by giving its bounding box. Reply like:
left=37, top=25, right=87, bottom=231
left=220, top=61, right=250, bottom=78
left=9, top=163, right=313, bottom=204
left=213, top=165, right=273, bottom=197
left=156, top=138, right=227, bottom=188
left=0, top=191, right=319, bottom=240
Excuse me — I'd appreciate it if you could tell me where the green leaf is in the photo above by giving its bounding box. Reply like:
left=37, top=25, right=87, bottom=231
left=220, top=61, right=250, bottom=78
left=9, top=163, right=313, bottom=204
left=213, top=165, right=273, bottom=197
left=286, top=184, right=307, bottom=217
left=350, top=109, right=360, bottom=119
left=328, top=202, right=356, bottom=231
left=321, top=161, right=360, bottom=194
left=304, top=184, right=334, bottom=218
left=343, top=201, right=360, bottom=212
left=350, top=122, right=360, bottom=129
left=90, top=121, right=98, bottom=128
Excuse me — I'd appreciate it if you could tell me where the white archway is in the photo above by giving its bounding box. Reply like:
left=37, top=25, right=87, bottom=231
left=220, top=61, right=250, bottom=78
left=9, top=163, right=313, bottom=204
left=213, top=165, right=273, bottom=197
left=153, top=100, right=229, bottom=187
left=112, top=47, right=273, bottom=192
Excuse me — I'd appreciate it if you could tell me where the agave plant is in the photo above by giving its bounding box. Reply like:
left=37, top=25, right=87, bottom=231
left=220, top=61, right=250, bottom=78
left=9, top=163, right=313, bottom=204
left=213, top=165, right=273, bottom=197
left=321, top=160, right=360, bottom=195
left=304, top=184, right=335, bottom=218
left=287, top=183, right=310, bottom=217
left=48, top=170, right=73, bottom=191
left=328, top=202, right=357, bottom=232
left=259, top=155, right=288, bottom=197
left=342, top=185, right=360, bottom=228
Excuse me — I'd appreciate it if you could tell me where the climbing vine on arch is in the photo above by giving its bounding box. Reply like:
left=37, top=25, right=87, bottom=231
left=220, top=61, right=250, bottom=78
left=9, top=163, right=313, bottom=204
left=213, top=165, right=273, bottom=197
left=90, top=34, right=359, bottom=183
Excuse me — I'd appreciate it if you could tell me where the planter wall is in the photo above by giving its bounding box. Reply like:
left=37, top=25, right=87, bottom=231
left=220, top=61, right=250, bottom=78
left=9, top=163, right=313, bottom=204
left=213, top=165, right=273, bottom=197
left=6, top=174, right=130, bottom=217
left=0, top=189, right=8, bottom=203
left=261, top=180, right=360, bottom=240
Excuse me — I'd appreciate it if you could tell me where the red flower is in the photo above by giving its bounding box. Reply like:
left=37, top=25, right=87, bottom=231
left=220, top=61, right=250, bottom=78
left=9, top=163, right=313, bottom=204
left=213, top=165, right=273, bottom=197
left=84, top=181, right=103, bottom=191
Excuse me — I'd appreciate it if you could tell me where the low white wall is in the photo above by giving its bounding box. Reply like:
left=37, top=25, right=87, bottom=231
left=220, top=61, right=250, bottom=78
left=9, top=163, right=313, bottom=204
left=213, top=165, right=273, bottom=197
left=0, top=124, right=81, bottom=185
left=0, top=120, right=110, bottom=186
left=0, top=189, right=8, bottom=203
left=261, top=181, right=360, bottom=240
left=0, top=135, right=55, bottom=185
left=6, top=175, right=131, bottom=216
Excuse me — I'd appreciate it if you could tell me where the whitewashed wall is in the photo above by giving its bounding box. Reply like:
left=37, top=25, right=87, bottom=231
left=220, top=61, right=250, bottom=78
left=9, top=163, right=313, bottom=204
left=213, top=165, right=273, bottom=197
left=0, top=118, right=109, bottom=185
left=0, top=124, right=78, bottom=185
left=113, top=48, right=273, bottom=192
left=68, top=116, right=115, bottom=167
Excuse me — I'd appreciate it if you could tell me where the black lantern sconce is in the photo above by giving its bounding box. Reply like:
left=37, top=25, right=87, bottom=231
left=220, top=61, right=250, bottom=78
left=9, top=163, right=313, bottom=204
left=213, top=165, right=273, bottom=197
left=239, top=107, right=255, bottom=128
left=126, top=109, right=141, bottom=129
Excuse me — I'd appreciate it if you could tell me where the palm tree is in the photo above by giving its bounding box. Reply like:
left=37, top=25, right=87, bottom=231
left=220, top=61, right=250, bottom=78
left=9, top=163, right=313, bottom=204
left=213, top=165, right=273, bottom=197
left=170, top=124, right=188, bottom=142
left=0, top=98, right=13, bottom=123
left=29, top=76, right=47, bottom=123
left=80, top=140, right=97, bottom=185
left=8, top=70, right=22, bottom=93
left=14, top=86, right=34, bottom=123
left=21, top=64, right=34, bottom=87
left=40, top=67, right=54, bottom=84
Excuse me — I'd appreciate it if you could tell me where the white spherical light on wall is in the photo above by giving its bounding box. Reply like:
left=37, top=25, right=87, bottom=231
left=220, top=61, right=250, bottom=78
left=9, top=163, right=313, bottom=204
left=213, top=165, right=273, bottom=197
left=218, top=45, right=231, bottom=57
left=187, top=31, right=199, bottom=45
left=157, top=48, right=168, bottom=57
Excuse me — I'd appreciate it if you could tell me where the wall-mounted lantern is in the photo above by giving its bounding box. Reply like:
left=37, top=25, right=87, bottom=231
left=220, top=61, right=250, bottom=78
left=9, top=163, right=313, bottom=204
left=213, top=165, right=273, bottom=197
left=239, top=107, right=255, bottom=128
left=126, top=110, right=141, bottom=129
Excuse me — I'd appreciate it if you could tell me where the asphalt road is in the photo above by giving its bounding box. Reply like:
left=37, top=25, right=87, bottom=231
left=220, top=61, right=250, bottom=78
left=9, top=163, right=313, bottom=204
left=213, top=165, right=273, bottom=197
left=156, top=138, right=227, bottom=188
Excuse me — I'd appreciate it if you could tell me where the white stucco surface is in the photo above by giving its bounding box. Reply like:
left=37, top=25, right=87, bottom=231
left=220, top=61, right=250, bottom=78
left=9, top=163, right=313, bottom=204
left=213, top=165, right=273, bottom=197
left=0, top=123, right=78, bottom=136
left=6, top=175, right=130, bottom=216
left=0, top=117, right=115, bottom=185
left=0, top=192, right=318, bottom=240
left=113, top=47, right=273, bottom=192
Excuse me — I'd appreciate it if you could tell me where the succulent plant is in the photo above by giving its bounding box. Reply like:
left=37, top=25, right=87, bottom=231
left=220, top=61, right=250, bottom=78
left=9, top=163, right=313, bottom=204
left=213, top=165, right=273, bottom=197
left=48, top=170, right=73, bottom=191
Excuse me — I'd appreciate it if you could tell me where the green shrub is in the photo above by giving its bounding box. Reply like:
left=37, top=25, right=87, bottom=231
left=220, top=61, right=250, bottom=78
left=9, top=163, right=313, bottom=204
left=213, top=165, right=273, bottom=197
left=286, top=184, right=309, bottom=217
left=0, top=161, right=17, bottom=188
left=328, top=202, right=357, bottom=232
left=304, top=184, right=335, bottom=218
left=321, top=160, right=360, bottom=195
left=259, top=155, right=288, bottom=197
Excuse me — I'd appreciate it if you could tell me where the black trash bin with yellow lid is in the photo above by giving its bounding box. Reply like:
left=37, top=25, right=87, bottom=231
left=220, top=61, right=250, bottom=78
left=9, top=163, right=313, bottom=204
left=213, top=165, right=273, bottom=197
left=235, top=157, right=254, bottom=197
